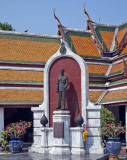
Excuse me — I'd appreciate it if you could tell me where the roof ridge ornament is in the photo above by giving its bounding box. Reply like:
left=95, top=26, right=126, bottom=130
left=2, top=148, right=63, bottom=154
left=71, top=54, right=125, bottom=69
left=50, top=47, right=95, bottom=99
left=123, top=59, right=127, bottom=76
left=83, top=3, right=90, bottom=30
left=53, top=8, right=62, bottom=36
left=83, top=3, right=104, bottom=54
left=53, top=9, right=67, bottom=42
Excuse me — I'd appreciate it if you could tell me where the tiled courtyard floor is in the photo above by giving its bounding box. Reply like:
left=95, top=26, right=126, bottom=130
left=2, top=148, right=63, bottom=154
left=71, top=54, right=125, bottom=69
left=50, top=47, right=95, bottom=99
left=1, top=152, right=127, bottom=160
left=0, top=152, right=110, bottom=160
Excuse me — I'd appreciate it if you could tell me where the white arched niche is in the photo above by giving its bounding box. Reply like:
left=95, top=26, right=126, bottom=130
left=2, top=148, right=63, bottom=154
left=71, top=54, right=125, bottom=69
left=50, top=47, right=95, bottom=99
left=40, top=41, right=89, bottom=126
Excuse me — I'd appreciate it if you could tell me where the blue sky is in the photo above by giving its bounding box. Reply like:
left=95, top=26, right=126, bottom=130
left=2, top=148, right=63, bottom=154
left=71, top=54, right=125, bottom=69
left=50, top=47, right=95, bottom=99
left=0, top=0, right=127, bottom=35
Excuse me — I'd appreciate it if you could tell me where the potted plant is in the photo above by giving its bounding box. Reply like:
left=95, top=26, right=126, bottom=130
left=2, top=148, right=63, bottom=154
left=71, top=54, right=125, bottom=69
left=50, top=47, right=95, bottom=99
left=102, top=122, right=126, bottom=158
left=101, top=108, right=115, bottom=147
left=4, top=120, right=32, bottom=153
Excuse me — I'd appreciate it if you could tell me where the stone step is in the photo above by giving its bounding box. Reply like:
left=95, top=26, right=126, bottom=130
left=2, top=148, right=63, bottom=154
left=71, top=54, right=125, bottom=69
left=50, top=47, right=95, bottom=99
left=23, top=142, right=32, bottom=148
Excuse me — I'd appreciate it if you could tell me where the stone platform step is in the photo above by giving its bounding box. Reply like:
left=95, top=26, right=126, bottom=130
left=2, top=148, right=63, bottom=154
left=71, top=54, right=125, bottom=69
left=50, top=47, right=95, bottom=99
left=23, top=142, right=32, bottom=148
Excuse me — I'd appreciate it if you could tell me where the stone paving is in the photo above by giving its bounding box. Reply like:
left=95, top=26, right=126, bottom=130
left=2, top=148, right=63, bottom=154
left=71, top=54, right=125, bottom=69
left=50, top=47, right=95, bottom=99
left=1, top=152, right=127, bottom=160
left=0, top=152, right=109, bottom=160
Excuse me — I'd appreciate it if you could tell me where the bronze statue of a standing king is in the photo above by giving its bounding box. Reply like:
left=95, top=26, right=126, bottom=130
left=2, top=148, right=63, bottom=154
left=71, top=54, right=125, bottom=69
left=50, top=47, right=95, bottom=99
left=56, top=69, right=68, bottom=110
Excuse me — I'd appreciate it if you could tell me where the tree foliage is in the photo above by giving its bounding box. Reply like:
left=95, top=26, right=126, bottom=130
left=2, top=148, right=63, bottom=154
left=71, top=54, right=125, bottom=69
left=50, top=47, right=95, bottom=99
left=0, top=22, right=15, bottom=31
left=101, top=108, right=115, bottom=127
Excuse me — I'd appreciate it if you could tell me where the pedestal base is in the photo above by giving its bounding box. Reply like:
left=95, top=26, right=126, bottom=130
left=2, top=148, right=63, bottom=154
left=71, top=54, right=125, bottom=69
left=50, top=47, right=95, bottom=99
left=71, top=148, right=85, bottom=155
left=88, top=147, right=106, bottom=154
left=29, top=145, right=48, bottom=154
left=50, top=146, right=71, bottom=155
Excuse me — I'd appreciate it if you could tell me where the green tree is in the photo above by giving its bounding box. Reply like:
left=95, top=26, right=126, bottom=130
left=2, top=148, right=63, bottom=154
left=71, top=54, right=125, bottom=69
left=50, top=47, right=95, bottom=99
left=101, top=108, right=115, bottom=127
left=0, top=22, right=15, bottom=31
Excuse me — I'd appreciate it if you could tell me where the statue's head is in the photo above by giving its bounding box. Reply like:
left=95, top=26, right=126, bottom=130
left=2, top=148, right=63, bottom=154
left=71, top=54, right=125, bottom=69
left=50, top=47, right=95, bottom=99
left=60, top=69, right=64, bottom=75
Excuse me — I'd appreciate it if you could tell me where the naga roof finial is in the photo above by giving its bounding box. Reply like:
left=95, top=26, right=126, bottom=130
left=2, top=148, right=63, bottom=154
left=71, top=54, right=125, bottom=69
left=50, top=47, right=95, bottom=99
left=53, top=8, right=61, bottom=36
left=83, top=3, right=90, bottom=22
left=53, top=8, right=61, bottom=24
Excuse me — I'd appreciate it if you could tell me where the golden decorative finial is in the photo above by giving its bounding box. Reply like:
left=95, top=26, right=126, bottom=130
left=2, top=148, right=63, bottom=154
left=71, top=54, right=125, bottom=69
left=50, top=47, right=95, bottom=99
left=83, top=3, right=90, bottom=22
left=53, top=8, right=61, bottom=36
left=53, top=8, right=60, bottom=24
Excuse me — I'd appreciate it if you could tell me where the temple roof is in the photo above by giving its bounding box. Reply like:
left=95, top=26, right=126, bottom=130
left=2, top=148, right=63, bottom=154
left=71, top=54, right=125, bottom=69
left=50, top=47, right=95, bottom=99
left=57, top=16, right=127, bottom=106
left=0, top=12, right=127, bottom=106
left=0, top=31, right=61, bottom=105
left=0, top=31, right=61, bottom=65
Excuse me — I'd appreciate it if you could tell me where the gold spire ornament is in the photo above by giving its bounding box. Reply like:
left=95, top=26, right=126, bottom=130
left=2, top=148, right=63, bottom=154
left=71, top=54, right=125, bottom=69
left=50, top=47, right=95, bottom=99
left=83, top=3, right=90, bottom=22
left=53, top=9, right=61, bottom=36
left=83, top=3, right=104, bottom=54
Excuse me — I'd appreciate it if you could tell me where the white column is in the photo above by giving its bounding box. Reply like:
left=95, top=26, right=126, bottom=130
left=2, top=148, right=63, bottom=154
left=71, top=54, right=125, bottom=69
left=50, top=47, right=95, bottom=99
left=0, top=108, right=4, bottom=139
left=125, top=105, right=127, bottom=148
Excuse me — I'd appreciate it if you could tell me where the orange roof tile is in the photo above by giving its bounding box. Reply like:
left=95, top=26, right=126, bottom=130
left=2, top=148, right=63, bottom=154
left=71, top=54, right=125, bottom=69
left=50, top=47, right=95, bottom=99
left=110, top=62, right=124, bottom=75
left=0, top=90, right=43, bottom=103
left=0, top=70, right=43, bottom=83
left=100, top=31, right=114, bottom=50
left=121, top=45, right=127, bottom=55
left=70, top=36, right=100, bottom=57
left=0, top=39, right=60, bottom=63
left=101, top=89, right=127, bottom=103
left=117, top=28, right=127, bottom=43
left=89, top=91, right=103, bottom=103
left=87, top=64, right=109, bottom=75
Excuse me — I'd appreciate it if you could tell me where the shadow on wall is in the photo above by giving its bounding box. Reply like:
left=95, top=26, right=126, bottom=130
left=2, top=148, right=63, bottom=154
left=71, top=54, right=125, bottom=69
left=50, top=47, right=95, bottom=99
left=66, top=82, right=80, bottom=127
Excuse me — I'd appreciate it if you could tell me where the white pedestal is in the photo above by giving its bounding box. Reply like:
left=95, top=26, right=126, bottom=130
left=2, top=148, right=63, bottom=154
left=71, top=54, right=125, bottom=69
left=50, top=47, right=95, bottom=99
left=50, top=110, right=71, bottom=155
left=70, top=127, right=85, bottom=155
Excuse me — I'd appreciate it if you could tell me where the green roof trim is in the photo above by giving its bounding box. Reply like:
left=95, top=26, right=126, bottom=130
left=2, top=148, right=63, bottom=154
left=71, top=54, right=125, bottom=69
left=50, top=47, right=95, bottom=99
left=0, top=80, right=43, bottom=84
left=0, top=34, right=61, bottom=43
left=95, top=26, right=115, bottom=32
left=0, top=100, right=43, bottom=104
left=95, top=26, right=115, bottom=52
left=101, top=98, right=127, bottom=104
left=65, top=31, right=91, bottom=54
left=119, top=23, right=127, bottom=31
left=0, top=59, right=46, bottom=65
left=80, top=55, right=102, bottom=59
left=89, top=82, right=105, bottom=86
left=89, top=73, right=105, bottom=77
left=109, top=78, right=127, bottom=86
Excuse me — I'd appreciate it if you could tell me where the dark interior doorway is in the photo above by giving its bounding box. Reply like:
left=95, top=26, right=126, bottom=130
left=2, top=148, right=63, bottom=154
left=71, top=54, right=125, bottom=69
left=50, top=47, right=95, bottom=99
left=119, top=106, right=125, bottom=142
left=4, top=108, right=33, bottom=142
